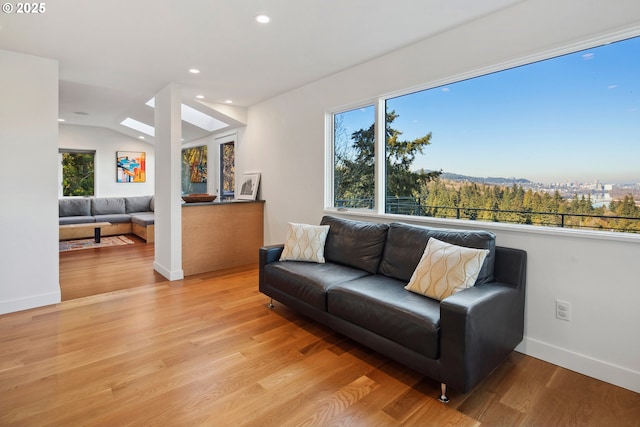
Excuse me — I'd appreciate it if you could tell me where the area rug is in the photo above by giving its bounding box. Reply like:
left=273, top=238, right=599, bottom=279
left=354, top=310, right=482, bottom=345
left=59, top=235, right=135, bottom=252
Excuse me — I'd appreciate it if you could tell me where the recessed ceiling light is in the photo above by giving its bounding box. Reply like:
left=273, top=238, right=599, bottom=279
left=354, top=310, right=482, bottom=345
left=196, top=95, right=205, bottom=99
left=225, top=99, right=233, bottom=104
left=138, top=136, right=145, bottom=140
left=189, top=68, right=200, bottom=74
left=58, top=118, right=65, bottom=122
left=256, top=14, right=270, bottom=24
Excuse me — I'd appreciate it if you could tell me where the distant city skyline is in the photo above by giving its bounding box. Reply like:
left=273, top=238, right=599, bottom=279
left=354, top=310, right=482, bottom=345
left=341, top=35, right=640, bottom=185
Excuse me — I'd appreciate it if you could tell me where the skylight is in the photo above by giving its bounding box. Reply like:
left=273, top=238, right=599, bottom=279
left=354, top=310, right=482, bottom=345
left=143, top=98, right=229, bottom=133
left=120, top=117, right=155, bottom=136
left=180, top=104, right=228, bottom=132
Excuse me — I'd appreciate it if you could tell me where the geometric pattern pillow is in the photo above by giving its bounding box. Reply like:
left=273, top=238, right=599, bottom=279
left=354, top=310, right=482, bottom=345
left=279, top=223, right=330, bottom=263
left=404, top=237, right=489, bottom=301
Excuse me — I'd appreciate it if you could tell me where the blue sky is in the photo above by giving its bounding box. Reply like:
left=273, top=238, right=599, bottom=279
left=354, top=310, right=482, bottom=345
left=342, top=35, right=639, bottom=185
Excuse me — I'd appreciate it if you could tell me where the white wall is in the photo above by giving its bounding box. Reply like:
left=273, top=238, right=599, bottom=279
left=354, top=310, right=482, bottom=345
left=59, top=124, right=155, bottom=197
left=0, top=50, right=61, bottom=314
left=491, top=224, right=640, bottom=393
left=243, top=0, right=640, bottom=392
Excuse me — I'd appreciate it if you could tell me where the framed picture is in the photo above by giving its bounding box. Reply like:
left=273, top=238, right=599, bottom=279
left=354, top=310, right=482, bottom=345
left=116, top=151, right=146, bottom=183
left=181, top=146, right=208, bottom=194
left=238, top=172, right=261, bottom=200
left=182, top=146, right=207, bottom=183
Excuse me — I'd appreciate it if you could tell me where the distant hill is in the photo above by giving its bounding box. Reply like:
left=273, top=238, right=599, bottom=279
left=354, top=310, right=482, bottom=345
left=418, top=170, right=533, bottom=185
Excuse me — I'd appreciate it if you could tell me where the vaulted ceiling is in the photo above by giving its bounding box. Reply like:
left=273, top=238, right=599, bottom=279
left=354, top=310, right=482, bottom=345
left=0, top=0, right=521, bottom=142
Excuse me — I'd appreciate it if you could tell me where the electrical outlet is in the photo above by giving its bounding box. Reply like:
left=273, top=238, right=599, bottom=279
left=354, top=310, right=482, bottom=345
left=556, top=300, right=571, bottom=321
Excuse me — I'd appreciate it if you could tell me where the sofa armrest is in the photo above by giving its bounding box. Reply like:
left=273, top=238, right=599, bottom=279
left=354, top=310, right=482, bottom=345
left=259, top=244, right=284, bottom=290
left=259, top=244, right=284, bottom=265
left=493, top=246, right=527, bottom=290
left=440, top=280, right=525, bottom=393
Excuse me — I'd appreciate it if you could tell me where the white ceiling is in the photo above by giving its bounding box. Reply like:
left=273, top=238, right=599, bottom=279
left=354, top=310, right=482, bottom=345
left=0, top=0, right=520, bottom=143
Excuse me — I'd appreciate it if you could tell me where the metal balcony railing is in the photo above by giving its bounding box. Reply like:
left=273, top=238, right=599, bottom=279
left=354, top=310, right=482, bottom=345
left=335, top=196, right=640, bottom=233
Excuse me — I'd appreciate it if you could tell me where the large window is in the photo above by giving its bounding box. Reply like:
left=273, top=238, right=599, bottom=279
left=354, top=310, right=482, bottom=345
left=60, top=150, right=95, bottom=197
left=330, top=34, right=640, bottom=233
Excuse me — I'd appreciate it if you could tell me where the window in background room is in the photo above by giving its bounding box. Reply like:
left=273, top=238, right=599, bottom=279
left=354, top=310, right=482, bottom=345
left=60, top=150, right=95, bottom=197
left=333, top=105, right=376, bottom=209
left=220, top=141, right=235, bottom=200
left=331, top=34, right=640, bottom=233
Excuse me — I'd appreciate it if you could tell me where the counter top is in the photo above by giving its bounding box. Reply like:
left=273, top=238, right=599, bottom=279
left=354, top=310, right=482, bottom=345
left=181, top=199, right=265, bottom=207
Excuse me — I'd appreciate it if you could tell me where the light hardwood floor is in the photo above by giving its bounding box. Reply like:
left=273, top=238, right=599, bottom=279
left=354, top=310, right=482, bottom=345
left=0, top=243, right=637, bottom=426
left=59, top=235, right=164, bottom=301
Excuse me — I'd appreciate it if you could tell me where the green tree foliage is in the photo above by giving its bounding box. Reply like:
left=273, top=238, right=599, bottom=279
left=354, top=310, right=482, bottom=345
left=385, top=111, right=441, bottom=198
left=334, top=111, right=441, bottom=208
left=418, top=179, right=640, bottom=233
left=334, top=121, right=376, bottom=208
left=608, top=194, right=640, bottom=231
left=62, top=152, right=94, bottom=196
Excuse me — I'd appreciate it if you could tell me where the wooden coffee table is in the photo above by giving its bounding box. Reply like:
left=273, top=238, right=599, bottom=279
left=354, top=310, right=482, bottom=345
left=59, top=222, right=112, bottom=243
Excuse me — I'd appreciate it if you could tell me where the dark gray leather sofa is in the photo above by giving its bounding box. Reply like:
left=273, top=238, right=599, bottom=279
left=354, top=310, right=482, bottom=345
left=259, top=215, right=527, bottom=401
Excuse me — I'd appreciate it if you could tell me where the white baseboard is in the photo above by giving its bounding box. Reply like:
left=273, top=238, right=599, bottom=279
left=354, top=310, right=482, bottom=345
left=0, top=291, right=61, bottom=315
left=516, top=337, right=640, bottom=393
left=153, top=262, right=184, bottom=281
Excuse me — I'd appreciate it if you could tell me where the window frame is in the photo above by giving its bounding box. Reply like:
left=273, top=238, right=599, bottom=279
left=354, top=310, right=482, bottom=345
left=325, top=26, right=640, bottom=241
left=215, top=132, right=236, bottom=200
left=326, top=101, right=382, bottom=212
left=219, top=140, right=235, bottom=200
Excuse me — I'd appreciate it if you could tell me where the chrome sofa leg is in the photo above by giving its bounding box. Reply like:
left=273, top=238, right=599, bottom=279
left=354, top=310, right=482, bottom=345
left=268, top=299, right=275, bottom=309
left=439, top=383, right=449, bottom=403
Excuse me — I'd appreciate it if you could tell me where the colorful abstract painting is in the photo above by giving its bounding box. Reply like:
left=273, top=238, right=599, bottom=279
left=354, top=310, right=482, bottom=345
left=116, top=151, right=146, bottom=183
left=183, top=146, right=207, bottom=183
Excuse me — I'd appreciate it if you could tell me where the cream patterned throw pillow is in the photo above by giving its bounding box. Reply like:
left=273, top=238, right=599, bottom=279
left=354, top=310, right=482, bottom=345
left=279, top=223, right=330, bottom=263
left=404, top=237, right=489, bottom=301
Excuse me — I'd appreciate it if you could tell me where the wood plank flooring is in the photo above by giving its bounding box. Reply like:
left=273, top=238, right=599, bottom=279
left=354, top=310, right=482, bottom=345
left=59, top=235, right=164, bottom=301
left=0, top=244, right=637, bottom=426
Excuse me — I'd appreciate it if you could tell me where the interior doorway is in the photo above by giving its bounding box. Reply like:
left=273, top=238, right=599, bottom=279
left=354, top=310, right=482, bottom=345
left=58, top=236, right=165, bottom=301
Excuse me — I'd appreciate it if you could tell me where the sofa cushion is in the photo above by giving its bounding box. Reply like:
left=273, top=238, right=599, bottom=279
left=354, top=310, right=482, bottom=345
left=379, top=222, right=496, bottom=285
left=59, top=198, right=91, bottom=217
left=93, top=214, right=131, bottom=224
left=328, top=275, right=441, bottom=359
left=263, top=261, right=370, bottom=311
left=404, top=238, right=489, bottom=301
left=320, top=216, right=389, bottom=274
left=130, top=212, right=154, bottom=226
left=280, top=223, right=330, bottom=263
left=125, top=195, right=152, bottom=213
left=59, top=216, right=95, bottom=225
left=92, top=197, right=126, bottom=215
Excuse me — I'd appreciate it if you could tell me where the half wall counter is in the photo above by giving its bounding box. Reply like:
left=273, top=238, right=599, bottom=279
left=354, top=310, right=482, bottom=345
left=182, top=200, right=264, bottom=276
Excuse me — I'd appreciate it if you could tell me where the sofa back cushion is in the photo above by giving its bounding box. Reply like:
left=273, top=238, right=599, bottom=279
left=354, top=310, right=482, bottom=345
left=125, top=195, right=152, bottom=213
left=91, top=197, right=125, bottom=215
left=320, top=216, right=389, bottom=274
left=59, top=198, right=91, bottom=217
left=379, top=222, right=496, bottom=285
